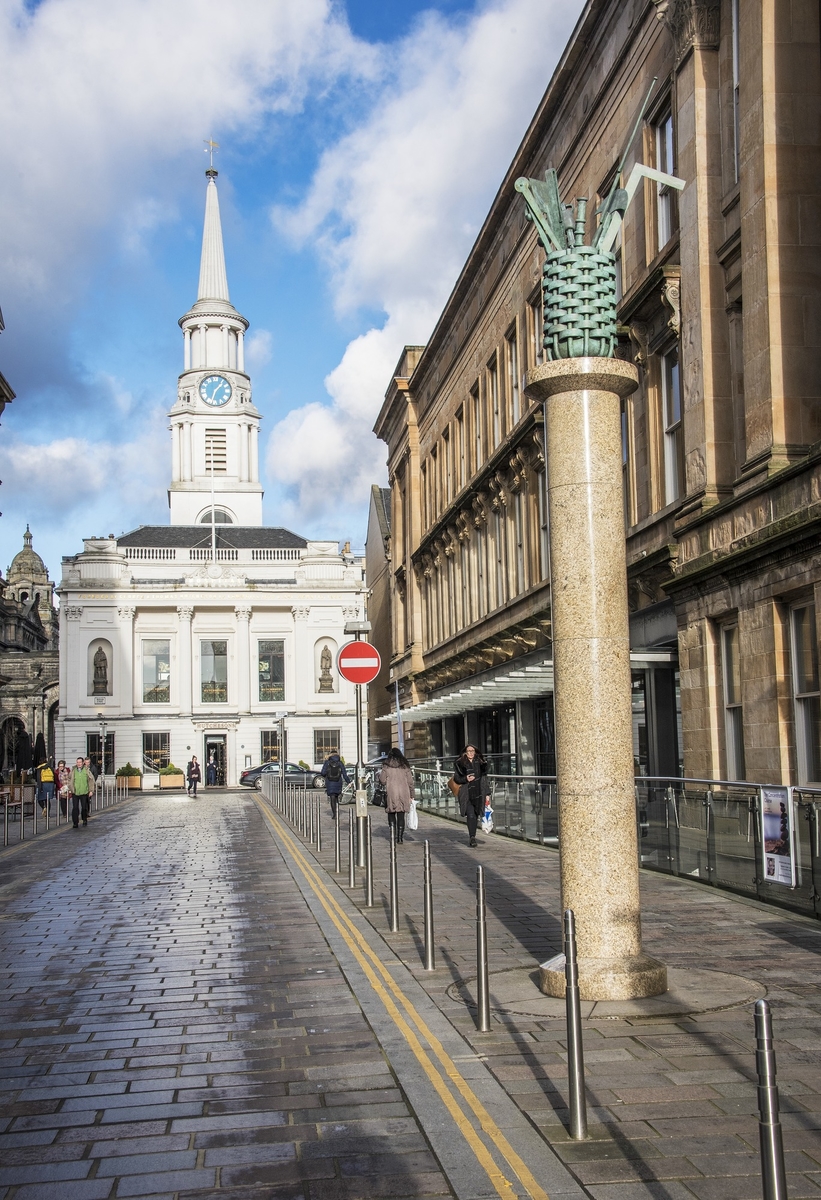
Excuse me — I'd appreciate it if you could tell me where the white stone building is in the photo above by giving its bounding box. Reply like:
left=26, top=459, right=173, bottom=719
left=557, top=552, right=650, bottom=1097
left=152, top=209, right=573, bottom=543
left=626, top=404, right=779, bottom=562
left=55, top=170, right=365, bottom=786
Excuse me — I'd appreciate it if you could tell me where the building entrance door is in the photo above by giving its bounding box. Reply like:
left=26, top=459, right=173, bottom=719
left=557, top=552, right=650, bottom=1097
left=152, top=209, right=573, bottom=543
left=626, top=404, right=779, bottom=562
left=204, top=735, right=226, bottom=787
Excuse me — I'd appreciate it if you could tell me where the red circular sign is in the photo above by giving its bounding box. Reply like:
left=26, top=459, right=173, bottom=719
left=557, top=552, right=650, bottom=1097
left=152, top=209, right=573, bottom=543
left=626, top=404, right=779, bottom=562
left=337, top=641, right=381, bottom=685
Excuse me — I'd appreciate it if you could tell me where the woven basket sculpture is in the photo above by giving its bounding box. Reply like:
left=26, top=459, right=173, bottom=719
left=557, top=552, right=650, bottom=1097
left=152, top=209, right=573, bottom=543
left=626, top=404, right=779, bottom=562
left=542, top=245, right=617, bottom=361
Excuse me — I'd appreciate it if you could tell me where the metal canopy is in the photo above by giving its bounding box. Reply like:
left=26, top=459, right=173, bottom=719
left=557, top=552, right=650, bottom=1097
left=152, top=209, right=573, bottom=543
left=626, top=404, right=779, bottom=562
left=378, top=648, right=677, bottom=723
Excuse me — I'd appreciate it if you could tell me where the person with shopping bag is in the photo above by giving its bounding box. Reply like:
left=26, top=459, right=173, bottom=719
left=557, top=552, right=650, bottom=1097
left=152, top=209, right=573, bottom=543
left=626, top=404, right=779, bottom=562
left=379, top=748, right=414, bottom=844
left=453, top=744, right=490, bottom=847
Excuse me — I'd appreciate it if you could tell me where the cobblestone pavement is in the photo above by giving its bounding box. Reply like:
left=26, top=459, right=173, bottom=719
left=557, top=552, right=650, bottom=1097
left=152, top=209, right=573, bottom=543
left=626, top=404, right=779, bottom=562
left=285, top=794, right=821, bottom=1200
left=0, top=791, right=461, bottom=1200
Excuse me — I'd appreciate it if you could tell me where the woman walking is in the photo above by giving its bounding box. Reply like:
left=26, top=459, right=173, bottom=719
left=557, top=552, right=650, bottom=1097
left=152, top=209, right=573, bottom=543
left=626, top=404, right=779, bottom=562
left=186, top=756, right=201, bottom=797
left=453, top=745, right=490, bottom=847
left=56, top=759, right=71, bottom=819
left=379, top=748, right=414, bottom=844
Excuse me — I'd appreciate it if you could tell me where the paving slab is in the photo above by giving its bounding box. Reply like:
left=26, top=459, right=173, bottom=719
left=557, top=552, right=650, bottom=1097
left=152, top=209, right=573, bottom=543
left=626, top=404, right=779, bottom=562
left=273, top=793, right=821, bottom=1200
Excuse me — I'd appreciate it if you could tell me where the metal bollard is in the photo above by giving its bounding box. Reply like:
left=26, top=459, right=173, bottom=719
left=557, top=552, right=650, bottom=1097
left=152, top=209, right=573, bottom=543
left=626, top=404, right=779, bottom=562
left=20, top=792, right=24, bottom=843
left=564, top=909, right=588, bottom=1140
left=423, top=839, right=435, bottom=971
left=334, top=803, right=342, bottom=874
left=756, top=999, right=788, bottom=1200
left=33, top=797, right=38, bottom=836
left=389, top=822, right=399, bottom=933
left=365, top=814, right=374, bottom=907
left=348, top=809, right=356, bottom=888
left=3, top=795, right=7, bottom=846
left=475, top=865, right=490, bottom=1031
left=316, top=795, right=322, bottom=853
left=309, top=790, right=315, bottom=844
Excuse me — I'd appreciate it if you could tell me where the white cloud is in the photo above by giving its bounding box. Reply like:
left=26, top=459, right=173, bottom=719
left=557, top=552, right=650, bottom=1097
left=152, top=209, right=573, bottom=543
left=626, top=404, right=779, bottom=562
left=0, top=0, right=378, bottom=308
left=245, top=329, right=274, bottom=370
left=267, top=0, right=584, bottom=525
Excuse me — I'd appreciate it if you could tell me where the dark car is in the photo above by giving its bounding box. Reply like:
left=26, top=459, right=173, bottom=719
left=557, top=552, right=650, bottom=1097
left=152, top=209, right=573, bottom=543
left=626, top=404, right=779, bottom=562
left=239, top=761, right=325, bottom=790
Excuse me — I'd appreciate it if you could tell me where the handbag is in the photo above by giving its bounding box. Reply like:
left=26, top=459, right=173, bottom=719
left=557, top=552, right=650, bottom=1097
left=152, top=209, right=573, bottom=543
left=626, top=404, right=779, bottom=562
left=447, top=776, right=460, bottom=798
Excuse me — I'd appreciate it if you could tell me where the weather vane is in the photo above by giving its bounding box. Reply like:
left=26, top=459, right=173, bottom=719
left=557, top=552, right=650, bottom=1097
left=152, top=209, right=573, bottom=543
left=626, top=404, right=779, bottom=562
left=203, top=138, right=220, bottom=169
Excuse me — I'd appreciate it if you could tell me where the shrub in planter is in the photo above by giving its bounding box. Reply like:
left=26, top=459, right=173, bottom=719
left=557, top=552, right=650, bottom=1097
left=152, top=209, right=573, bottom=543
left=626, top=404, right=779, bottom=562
left=159, top=763, right=185, bottom=789
left=116, top=763, right=142, bottom=789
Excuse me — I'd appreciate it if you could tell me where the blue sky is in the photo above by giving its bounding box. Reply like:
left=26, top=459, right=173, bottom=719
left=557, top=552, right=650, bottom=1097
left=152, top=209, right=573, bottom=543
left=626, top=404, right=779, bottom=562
left=0, top=0, right=583, bottom=583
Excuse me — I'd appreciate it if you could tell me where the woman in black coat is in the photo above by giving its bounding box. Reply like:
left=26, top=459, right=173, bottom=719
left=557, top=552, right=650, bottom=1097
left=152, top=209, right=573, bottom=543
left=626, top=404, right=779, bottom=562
left=453, top=745, right=490, bottom=847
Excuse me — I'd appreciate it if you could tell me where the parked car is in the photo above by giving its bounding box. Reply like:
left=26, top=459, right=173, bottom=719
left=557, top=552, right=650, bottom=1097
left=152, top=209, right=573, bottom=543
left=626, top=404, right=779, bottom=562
left=239, top=761, right=325, bottom=790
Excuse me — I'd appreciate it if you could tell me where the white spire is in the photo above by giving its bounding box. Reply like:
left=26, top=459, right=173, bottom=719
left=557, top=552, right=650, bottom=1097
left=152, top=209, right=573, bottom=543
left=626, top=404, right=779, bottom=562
left=197, top=171, right=230, bottom=302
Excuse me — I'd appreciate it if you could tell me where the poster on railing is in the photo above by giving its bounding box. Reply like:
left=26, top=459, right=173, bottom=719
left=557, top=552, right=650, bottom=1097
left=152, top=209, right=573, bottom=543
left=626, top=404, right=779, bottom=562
left=760, top=785, right=796, bottom=887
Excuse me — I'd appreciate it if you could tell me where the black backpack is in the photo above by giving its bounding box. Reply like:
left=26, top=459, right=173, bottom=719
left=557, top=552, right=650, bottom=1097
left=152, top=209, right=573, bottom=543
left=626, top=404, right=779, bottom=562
left=326, top=759, right=343, bottom=783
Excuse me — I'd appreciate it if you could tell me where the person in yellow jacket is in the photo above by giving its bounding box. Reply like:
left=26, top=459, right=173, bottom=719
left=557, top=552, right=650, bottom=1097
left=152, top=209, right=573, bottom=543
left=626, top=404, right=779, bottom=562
left=36, top=758, right=55, bottom=813
left=70, top=757, right=91, bottom=828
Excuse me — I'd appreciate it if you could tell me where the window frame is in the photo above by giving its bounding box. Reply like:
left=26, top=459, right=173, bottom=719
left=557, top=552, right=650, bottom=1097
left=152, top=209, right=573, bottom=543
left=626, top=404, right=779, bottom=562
left=258, top=638, right=285, bottom=704
left=790, top=602, right=821, bottom=785
left=314, top=729, right=341, bottom=764
left=142, top=731, right=170, bottom=773
left=200, top=638, right=229, bottom=705
left=661, top=346, right=684, bottom=505
left=654, top=108, right=677, bottom=250
left=721, top=623, right=745, bottom=781
left=142, top=638, right=171, bottom=705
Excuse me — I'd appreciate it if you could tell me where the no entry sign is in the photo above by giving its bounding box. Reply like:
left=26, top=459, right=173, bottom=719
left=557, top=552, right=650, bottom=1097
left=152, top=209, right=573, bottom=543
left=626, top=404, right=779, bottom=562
left=337, top=640, right=381, bottom=686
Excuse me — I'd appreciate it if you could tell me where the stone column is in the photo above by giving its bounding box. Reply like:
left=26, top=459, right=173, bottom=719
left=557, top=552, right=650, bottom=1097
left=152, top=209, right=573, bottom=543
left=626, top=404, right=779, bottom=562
left=237, top=329, right=245, bottom=372
left=525, top=357, right=666, bottom=1001
left=117, top=606, right=136, bottom=714
left=183, top=327, right=192, bottom=371
left=177, top=606, right=193, bottom=716
left=235, top=606, right=252, bottom=715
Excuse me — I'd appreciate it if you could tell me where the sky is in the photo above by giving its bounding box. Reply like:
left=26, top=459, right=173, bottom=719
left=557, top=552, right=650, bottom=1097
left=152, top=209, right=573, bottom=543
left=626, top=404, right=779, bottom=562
left=0, top=0, right=585, bottom=584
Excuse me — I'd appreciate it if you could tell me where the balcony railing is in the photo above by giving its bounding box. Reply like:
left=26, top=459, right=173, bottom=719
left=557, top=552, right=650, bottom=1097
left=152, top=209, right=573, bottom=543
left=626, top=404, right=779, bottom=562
left=124, top=547, right=303, bottom=564
left=412, top=766, right=821, bottom=920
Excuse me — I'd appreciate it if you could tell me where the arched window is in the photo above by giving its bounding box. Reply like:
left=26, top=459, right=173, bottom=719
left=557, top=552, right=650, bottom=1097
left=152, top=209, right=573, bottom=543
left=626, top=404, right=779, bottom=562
left=199, top=510, right=233, bottom=524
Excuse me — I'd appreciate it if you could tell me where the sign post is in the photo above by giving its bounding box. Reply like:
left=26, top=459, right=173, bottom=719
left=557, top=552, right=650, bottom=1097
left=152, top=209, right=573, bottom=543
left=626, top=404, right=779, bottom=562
left=339, top=629, right=380, bottom=869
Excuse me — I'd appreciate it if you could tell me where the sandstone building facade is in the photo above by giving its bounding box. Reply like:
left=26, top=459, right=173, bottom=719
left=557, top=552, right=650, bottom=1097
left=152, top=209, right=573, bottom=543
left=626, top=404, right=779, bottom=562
left=374, top=0, right=821, bottom=785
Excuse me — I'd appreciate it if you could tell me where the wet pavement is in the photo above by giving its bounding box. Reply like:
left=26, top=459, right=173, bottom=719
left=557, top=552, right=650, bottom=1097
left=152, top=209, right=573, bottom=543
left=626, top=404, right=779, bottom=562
left=1, top=786, right=820, bottom=1200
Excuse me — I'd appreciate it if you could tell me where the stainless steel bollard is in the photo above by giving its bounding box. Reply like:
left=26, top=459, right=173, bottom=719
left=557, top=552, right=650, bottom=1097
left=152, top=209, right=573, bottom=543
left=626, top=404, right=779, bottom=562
left=309, top=790, right=315, bottom=844
left=334, top=802, right=342, bottom=873
left=33, top=796, right=38, bottom=836
left=46, top=794, right=50, bottom=832
left=20, top=792, right=24, bottom=843
left=4, top=795, right=8, bottom=846
left=348, top=809, right=356, bottom=888
left=365, top=814, right=374, bottom=907
left=475, top=865, right=490, bottom=1031
left=756, top=999, right=788, bottom=1200
left=564, top=909, right=588, bottom=1139
left=423, top=839, right=435, bottom=971
left=389, top=822, right=399, bottom=933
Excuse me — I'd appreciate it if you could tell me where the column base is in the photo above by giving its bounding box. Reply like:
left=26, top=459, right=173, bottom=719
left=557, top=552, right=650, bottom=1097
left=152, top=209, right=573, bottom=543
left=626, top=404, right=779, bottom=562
left=539, top=952, right=667, bottom=1001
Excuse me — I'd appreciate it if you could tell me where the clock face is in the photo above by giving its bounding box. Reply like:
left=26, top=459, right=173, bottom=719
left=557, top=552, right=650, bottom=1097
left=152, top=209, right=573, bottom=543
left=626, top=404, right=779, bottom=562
left=199, top=375, right=232, bottom=406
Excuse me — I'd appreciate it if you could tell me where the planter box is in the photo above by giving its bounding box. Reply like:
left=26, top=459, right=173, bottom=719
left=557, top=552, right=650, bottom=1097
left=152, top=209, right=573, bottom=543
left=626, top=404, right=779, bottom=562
left=117, top=776, right=142, bottom=790
left=159, top=775, right=185, bottom=789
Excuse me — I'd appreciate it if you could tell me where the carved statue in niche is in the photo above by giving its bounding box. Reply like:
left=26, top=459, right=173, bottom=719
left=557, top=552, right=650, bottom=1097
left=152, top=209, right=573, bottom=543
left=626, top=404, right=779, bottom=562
left=318, top=644, right=334, bottom=694
left=92, top=646, right=109, bottom=695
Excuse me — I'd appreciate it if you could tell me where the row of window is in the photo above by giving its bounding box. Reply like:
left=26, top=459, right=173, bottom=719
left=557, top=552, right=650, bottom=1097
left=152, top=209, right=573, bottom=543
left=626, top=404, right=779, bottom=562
left=721, top=603, right=821, bottom=785
left=139, top=729, right=342, bottom=773
left=420, top=307, right=544, bottom=531
left=142, top=638, right=286, bottom=705
left=420, top=486, right=549, bottom=650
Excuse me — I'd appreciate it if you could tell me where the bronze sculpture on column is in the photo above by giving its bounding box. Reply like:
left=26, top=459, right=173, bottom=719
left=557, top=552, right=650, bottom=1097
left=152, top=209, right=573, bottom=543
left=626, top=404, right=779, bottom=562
left=517, top=146, right=683, bottom=1000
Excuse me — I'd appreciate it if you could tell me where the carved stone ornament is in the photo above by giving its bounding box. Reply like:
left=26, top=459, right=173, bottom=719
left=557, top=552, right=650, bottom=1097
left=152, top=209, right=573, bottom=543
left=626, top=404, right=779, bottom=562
left=471, top=492, right=489, bottom=528
left=65, top=605, right=83, bottom=621
left=456, top=511, right=472, bottom=543
left=234, top=605, right=252, bottom=621
left=652, top=0, right=719, bottom=61
left=176, top=605, right=194, bottom=622
left=183, top=565, right=247, bottom=588
left=661, top=276, right=681, bottom=337
left=629, top=321, right=650, bottom=367
left=508, top=447, right=530, bottom=493
left=342, top=605, right=359, bottom=620
left=292, top=606, right=310, bottom=621
left=118, top=606, right=137, bottom=621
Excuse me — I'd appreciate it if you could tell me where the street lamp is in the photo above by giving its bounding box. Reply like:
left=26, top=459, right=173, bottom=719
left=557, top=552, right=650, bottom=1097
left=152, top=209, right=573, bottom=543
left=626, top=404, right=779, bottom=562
left=96, top=710, right=107, bottom=779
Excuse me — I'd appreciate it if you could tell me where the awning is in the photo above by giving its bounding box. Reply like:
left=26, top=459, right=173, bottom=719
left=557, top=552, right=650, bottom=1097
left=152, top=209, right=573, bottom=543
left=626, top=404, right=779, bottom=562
left=379, top=649, right=678, bottom=723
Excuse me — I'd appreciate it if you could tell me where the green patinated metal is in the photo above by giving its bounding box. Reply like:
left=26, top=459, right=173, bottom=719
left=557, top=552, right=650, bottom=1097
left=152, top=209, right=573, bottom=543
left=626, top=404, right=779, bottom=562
left=515, top=178, right=618, bottom=360
left=515, top=79, right=676, bottom=361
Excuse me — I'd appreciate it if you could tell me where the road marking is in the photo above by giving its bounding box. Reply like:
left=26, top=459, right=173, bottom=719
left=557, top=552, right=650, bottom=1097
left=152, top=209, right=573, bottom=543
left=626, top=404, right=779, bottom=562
left=255, top=796, right=552, bottom=1200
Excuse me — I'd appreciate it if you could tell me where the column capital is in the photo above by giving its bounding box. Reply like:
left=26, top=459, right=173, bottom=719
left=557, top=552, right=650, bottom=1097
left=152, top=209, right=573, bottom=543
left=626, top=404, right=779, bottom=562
left=117, top=606, right=136, bottom=621
left=65, top=606, right=83, bottom=621
left=177, top=605, right=194, bottom=622
left=234, top=605, right=252, bottom=621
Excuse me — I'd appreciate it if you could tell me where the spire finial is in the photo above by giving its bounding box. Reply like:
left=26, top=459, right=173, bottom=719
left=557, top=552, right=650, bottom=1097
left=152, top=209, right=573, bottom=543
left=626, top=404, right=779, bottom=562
left=204, top=137, right=219, bottom=177
left=24, top=525, right=32, bottom=548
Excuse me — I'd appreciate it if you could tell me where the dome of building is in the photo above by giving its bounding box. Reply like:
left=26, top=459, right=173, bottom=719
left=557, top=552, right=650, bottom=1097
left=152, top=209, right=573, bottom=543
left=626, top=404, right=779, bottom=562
left=7, top=527, right=48, bottom=586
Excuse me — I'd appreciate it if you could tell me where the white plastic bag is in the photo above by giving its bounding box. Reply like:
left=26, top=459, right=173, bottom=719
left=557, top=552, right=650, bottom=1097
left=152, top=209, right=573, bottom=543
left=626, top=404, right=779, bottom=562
left=406, top=799, right=418, bottom=831
left=481, top=799, right=494, bottom=834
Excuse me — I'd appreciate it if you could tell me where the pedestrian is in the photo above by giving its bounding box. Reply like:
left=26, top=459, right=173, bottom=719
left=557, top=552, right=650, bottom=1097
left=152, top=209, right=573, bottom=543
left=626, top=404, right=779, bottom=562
left=379, top=747, right=414, bottom=844
left=70, top=756, right=91, bottom=828
left=56, top=760, right=71, bottom=818
left=186, top=755, right=201, bottom=797
left=206, top=756, right=217, bottom=787
left=320, top=749, right=349, bottom=820
left=84, top=756, right=98, bottom=805
left=453, top=744, right=490, bottom=847
left=36, top=757, right=55, bottom=814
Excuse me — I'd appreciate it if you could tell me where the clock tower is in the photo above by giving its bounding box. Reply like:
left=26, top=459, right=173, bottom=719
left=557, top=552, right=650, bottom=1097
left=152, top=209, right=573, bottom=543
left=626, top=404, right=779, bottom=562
left=168, top=168, right=263, bottom=526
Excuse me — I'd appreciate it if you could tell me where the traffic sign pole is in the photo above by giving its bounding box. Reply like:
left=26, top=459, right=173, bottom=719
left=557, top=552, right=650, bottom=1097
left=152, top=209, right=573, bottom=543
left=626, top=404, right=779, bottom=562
left=337, top=637, right=381, bottom=870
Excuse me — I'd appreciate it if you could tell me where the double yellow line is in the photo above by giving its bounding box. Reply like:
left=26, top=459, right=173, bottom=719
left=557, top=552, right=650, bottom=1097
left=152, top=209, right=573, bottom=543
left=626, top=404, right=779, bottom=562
left=255, top=797, right=551, bottom=1200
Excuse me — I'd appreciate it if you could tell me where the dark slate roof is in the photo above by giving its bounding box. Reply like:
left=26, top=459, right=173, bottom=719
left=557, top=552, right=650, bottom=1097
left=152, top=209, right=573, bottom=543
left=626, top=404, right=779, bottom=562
left=117, top=526, right=307, bottom=550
